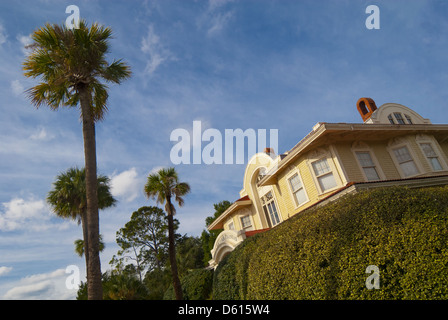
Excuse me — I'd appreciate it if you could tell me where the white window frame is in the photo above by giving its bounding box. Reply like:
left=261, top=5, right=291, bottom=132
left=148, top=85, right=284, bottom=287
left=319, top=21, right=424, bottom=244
left=415, top=135, right=448, bottom=172
left=388, top=113, right=413, bottom=125
left=226, top=220, right=235, bottom=231
left=260, top=190, right=282, bottom=227
left=388, top=114, right=395, bottom=124
left=351, top=142, right=385, bottom=182
left=307, top=149, right=342, bottom=195
left=393, top=112, right=406, bottom=125
left=285, top=170, right=309, bottom=209
left=404, top=114, right=413, bottom=124
left=387, top=138, right=422, bottom=178
left=239, top=215, right=254, bottom=231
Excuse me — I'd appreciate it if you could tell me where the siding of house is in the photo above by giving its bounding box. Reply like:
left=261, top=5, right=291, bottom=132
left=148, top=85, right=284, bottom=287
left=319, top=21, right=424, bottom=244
left=222, top=207, right=257, bottom=232
left=333, top=143, right=364, bottom=182
left=371, top=142, right=401, bottom=180
left=408, top=135, right=433, bottom=174
left=440, top=140, right=448, bottom=161
left=219, top=135, right=448, bottom=234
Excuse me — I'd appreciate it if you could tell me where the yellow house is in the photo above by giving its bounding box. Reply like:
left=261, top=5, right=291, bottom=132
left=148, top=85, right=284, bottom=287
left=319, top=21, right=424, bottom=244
left=207, top=98, right=448, bottom=268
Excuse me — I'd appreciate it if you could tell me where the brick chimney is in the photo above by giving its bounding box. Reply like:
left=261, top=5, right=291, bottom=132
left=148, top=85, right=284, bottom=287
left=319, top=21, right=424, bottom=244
left=357, top=97, right=377, bottom=122
left=264, top=148, right=275, bottom=156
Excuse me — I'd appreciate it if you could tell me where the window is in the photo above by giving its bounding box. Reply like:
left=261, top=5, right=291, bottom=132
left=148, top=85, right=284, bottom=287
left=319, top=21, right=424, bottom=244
left=261, top=191, right=281, bottom=227
left=420, top=143, right=443, bottom=171
left=388, top=113, right=413, bottom=124
left=227, top=221, right=234, bottom=230
left=394, top=112, right=406, bottom=125
left=405, top=114, right=413, bottom=124
left=311, top=158, right=337, bottom=192
left=288, top=173, right=308, bottom=206
left=388, top=114, right=395, bottom=124
left=393, top=146, right=419, bottom=177
left=240, top=215, right=253, bottom=231
left=355, top=151, right=380, bottom=181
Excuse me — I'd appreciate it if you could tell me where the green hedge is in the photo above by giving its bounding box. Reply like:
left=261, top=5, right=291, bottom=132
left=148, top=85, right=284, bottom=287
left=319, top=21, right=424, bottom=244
left=213, top=186, right=448, bottom=300
left=212, top=233, right=261, bottom=300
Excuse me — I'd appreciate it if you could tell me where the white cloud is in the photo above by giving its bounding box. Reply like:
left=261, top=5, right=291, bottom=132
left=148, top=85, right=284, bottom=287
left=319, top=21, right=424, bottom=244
left=197, top=0, right=235, bottom=36
left=11, top=80, right=24, bottom=96
left=29, top=127, right=51, bottom=141
left=0, top=197, right=46, bottom=231
left=2, top=268, right=77, bottom=300
left=0, top=266, right=13, bottom=276
left=110, top=168, right=142, bottom=202
left=207, top=11, right=234, bottom=36
left=141, top=25, right=173, bottom=75
left=148, top=166, right=164, bottom=175
left=17, top=34, right=33, bottom=54
left=208, top=0, right=235, bottom=11
left=0, top=196, right=68, bottom=232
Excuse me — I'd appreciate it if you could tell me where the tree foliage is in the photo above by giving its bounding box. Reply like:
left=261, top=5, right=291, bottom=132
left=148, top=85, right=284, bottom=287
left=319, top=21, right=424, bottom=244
left=201, top=200, right=231, bottom=265
left=144, top=167, right=191, bottom=300
left=110, top=206, right=179, bottom=280
left=24, top=20, right=131, bottom=300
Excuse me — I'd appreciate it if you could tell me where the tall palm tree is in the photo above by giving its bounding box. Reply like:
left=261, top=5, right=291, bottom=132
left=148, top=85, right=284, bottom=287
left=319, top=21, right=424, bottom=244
left=144, top=167, right=191, bottom=300
left=23, top=21, right=131, bottom=299
left=47, top=167, right=115, bottom=274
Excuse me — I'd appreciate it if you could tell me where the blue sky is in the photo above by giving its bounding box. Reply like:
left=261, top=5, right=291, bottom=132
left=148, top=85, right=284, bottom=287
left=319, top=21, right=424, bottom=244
left=1, top=0, right=448, bottom=299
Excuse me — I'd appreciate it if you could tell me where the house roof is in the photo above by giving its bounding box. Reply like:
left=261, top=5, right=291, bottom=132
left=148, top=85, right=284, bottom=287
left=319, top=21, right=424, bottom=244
left=207, top=195, right=252, bottom=231
left=293, top=174, right=448, bottom=216
left=258, top=122, right=448, bottom=186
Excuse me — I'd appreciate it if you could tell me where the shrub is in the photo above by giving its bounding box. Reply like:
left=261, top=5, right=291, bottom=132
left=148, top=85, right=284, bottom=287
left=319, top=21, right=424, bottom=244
left=212, top=186, right=448, bottom=300
left=212, top=234, right=261, bottom=299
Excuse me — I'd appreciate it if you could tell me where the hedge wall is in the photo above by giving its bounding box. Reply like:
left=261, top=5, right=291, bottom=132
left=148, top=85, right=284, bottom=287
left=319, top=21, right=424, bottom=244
left=212, top=186, right=448, bottom=300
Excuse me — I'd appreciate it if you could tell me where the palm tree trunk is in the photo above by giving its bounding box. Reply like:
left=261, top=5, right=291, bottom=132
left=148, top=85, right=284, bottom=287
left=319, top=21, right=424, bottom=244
left=79, top=87, right=103, bottom=300
left=80, top=209, right=90, bottom=274
left=166, top=200, right=183, bottom=300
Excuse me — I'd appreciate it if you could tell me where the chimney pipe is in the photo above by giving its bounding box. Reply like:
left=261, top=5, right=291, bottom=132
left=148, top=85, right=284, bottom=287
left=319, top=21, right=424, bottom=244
left=264, top=148, right=275, bottom=156
left=357, top=97, right=377, bottom=122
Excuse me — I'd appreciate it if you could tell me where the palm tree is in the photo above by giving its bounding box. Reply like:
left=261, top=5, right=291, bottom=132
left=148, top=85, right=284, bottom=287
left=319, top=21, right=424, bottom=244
left=144, top=167, right=191, bottom=300
left=75, top=235, right=105, bottom=258
left=47, top=167, right=115, bottom=276
left=23, top=21, right=131, bottom=299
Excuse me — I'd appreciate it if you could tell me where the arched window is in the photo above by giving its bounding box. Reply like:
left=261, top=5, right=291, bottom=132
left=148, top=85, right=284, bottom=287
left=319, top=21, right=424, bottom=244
left=387, top=112, right=413, bottom=125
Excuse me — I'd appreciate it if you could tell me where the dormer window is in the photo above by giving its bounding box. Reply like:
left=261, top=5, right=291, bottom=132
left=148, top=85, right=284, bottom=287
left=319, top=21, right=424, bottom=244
left=388, top=114, right=395, bottom=124
left=388, top=113, right=413, bottom=125
left=393, top=112, right=406, bottom=124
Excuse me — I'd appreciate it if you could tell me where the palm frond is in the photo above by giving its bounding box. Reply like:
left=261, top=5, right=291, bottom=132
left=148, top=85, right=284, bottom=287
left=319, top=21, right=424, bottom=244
left=144, top=167, right=190, bottom=215
left=23, top=20, right=131, bottom=122
left=47, top=167, right=116, bottom=220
